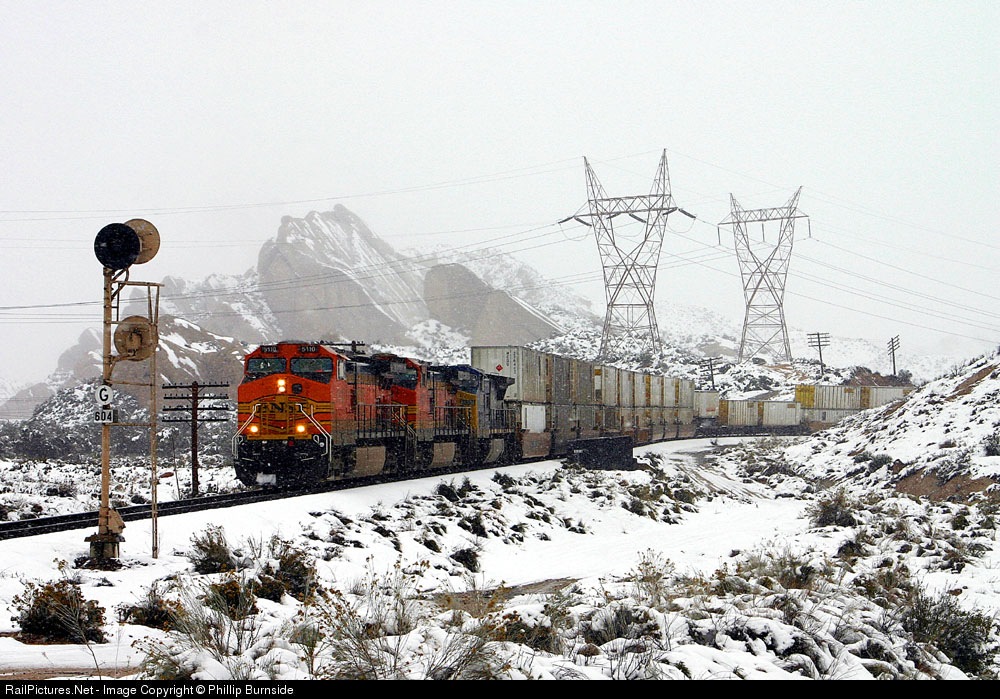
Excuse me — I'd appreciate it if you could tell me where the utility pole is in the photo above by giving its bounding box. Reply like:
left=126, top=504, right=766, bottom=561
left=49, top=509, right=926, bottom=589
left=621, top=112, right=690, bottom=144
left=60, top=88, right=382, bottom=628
left=719, top=188, right=808, bottom=364
left=700, top=357, right=718, bottom=390
left=808, top=332, right=831, bottom=377
left=888, top=335, right=900, bottom=376
left=162, top=381, right=230, bottom=497
left=562, top=150, right=694, bottom=359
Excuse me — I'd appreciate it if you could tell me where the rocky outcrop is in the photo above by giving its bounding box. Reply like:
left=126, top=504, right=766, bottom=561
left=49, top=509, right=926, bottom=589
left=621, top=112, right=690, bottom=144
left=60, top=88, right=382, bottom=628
left=423, top=263, right=560, bottom=346
left=0, top=205, right=566, bottom=419
left=258, top=207, right=427, bottom=344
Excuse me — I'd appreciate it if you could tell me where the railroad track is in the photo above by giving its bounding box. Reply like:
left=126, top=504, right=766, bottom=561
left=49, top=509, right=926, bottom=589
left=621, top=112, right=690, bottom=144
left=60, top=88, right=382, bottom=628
left=0, top=432, right=783, bottom=542
left=0, top=474, right=400, bottom=542
left=0, top=457, right=535, bottom=541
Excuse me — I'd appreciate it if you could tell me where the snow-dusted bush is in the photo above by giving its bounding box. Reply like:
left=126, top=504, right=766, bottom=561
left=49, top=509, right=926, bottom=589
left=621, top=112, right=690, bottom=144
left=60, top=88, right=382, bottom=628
left=117, top=582, right=184, bottom=631
left=900, top=589, right=998, bottom=678
left=187, top=525, right=237, bottom=574
left=12, top=579, right=106, bottom=644
left=807, top=487, right=859, bottom=528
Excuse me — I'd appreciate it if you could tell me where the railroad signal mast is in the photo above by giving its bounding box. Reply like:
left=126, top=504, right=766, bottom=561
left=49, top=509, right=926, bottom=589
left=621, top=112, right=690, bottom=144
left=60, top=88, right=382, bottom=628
left=89, top=220, right=162, bottom=562
left=719, top=188, right=807, bottom=364
left=563, top=150, right=694, bottom=359
left=162, top=381, right=231, bottom=497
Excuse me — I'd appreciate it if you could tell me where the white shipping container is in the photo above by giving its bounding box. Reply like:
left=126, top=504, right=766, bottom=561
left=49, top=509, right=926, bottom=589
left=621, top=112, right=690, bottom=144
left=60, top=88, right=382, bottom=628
left=570, top=358, right=596, bottom=405
left=635, top=373, right=650, bottom=408
left=814, top=385, right=862, bottom=410
left=471, top=346, right=549, bottom=403
left=862, top=386, right=910, bottom=409
left=598, top=366, right=620, bottom=407
left=803, top=407, right=857, bottom=425
left=694, top=390, right=720, bottom=418
left=649, top=374, right=664, bottom=408
left=521, top=404, right=547, bottom=433
left=620, top=370, right=635, bottom=407
left=677, top=378, right=695, bottom=411
left=763, top=401, right=802, bottom=426
left=663, top=378, right=678, bottom=407
left=620, top=407, right=636, bottom=428
left=724, top=400, right=761, bottom=426
left=675, top=408, right=695, bottom=425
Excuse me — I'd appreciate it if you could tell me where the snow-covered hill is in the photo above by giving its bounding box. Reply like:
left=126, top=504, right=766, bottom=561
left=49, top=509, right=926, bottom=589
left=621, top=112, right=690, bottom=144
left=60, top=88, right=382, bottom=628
left=784, top=348, right=1000, bottom=499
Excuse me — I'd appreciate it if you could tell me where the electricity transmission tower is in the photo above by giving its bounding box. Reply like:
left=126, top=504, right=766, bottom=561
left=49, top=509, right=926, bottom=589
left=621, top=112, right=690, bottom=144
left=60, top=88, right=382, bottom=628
left=563, top=150, right=690, bottom=358
left=719, top=187, right=807, bottom=364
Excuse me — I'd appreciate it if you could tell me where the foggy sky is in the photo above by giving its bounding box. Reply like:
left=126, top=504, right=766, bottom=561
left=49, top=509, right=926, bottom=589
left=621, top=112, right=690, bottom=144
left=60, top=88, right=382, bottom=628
left=1, top=1, right=997, bottom=385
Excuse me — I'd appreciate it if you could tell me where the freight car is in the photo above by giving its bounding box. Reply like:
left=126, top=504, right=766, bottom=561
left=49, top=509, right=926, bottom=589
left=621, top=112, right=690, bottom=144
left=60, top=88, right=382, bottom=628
left=233, top=341, right=697, bottom=487
left=694, top=384, right=913, bottom=437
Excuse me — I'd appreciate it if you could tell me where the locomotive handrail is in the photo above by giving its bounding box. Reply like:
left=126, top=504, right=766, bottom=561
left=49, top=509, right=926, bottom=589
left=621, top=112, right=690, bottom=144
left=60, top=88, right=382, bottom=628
left=235, top=403, right=260, bottom=435
left=433, top=405, right=473, bottom=436
left=356, top=403, right=408, bottom=438
left=232, top=403, right=260, bottom=456
left=296, top=403, right=331, bottom=459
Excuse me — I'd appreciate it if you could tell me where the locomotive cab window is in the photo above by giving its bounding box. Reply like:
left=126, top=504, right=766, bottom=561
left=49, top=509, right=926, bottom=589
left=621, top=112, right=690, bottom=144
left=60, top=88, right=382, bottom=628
left=244, top=357, right=287, bottom=382
left=291, top=357, right=334, bottom=383
left=389, top=365, right=418, bottom=389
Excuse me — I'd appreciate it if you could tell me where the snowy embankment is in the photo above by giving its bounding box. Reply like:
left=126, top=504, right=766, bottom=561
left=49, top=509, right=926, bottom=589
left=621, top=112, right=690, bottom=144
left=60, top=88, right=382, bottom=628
left=0, top=437, right=996, bottom=680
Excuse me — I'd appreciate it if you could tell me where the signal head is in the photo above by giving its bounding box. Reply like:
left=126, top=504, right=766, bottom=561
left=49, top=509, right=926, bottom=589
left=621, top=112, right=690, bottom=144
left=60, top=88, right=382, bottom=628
left=94, top=219, right=159, bottom=269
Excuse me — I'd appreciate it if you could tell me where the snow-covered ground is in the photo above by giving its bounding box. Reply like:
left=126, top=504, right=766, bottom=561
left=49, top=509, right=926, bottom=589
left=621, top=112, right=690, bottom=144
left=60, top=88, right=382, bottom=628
left=0, top=436, right=996, bottom=681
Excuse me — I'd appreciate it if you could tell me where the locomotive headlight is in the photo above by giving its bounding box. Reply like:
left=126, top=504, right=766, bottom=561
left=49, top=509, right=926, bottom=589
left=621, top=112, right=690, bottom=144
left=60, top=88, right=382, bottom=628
left=249, top=425, right=259, bottom=434
left=296, top=424, right=306, bottom=433
left=277, top=378, right=287, bottom=393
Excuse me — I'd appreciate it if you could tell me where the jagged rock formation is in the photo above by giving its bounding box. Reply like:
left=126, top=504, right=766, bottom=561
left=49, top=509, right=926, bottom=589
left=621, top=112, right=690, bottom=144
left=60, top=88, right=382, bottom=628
left=424, top=263, right=562, bottom=346
left=158, top=273, right=276, bottom=346
left=258, top=208, right=428, bottom=344
left=0, top=205, right=564, bottom=418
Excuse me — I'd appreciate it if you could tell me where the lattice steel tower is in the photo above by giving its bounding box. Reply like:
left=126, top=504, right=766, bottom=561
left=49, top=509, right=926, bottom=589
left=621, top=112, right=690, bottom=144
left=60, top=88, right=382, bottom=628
left=568, top=150, right=680, bottom=358
left=719, top=187, right=807, bottom=364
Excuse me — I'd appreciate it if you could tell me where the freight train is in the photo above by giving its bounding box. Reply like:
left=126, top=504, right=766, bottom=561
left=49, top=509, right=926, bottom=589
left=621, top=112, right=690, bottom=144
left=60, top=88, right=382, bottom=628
left=232, top=340, right=913, bottom=487
left=232, top=341, right=697, bottom=487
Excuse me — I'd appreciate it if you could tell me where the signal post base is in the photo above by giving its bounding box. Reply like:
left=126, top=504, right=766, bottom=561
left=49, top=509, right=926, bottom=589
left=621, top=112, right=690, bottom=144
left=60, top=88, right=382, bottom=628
left=85, top=532, right=125, bottom=562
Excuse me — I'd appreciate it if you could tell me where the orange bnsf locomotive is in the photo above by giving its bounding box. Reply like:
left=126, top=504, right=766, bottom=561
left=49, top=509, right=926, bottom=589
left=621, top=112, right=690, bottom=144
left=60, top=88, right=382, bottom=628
left=233, top=341, right=516, bottom=487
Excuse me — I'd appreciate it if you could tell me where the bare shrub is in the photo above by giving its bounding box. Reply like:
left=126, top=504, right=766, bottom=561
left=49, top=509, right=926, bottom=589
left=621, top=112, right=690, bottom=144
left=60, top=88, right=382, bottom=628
left=490, top=610, right=563, bottom=653
left=732, top=546, right=833, bottom=591
left=206, top=574, right=259, bottom=620
left=117, top=582, right=184, bottom=631
left=450, top=547, right=480, bottom=572
left=139, top=577, right=270, bottom=680
left=580, top=603, right=658, bottom=646
left=423, top=625, right=506, bottom=680
left=256, top=536, right=320, bottom=603
left=12, top=579, right=106, bottom=644
left=188, top=525, right=236, bottom=574
left=807, top=488, right=858, bottom=528
left=983, top=432, right=1000, bottom=457
left=901, top=588, right=998, bottom=678
left=628, top=549, right=676, bottom=610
